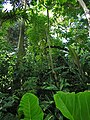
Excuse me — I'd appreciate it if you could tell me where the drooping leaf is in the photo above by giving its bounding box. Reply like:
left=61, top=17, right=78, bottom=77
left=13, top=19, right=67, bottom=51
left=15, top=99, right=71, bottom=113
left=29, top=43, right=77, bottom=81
left=54, top=91, right=90, bottom=120
left=18, top=93, right=44, bottom=120
left=44, top=113, right=54, bottom=120
left=68, top=45, right=80, bottom=68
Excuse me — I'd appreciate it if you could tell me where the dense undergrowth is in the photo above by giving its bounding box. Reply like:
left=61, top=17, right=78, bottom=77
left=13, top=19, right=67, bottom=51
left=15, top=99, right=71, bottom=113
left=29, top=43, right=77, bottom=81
left=0, top=0, right=90, bottom=119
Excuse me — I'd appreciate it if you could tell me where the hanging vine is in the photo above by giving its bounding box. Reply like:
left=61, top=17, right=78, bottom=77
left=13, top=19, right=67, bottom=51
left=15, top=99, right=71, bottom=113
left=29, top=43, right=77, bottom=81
left=45, top=5, right=58, bottom=86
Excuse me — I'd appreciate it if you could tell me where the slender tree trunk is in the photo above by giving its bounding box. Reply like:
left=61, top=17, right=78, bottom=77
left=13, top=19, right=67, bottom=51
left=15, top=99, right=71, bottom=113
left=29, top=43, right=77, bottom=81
left=17, top=19, right=25, bottom=64
left=13, top=0, right=26, bottom=91
left=12, top=19, right=25, bottom=91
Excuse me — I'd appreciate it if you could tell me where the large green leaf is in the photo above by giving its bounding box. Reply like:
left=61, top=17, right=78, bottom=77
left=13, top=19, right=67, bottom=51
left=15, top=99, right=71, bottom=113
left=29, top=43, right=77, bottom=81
left=18, top=93, right=44, bottom=120
left=54, top=91, right=90, bottom=120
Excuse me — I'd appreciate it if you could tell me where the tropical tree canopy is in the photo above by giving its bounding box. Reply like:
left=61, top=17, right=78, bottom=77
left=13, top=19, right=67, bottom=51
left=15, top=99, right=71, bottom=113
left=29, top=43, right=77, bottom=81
left=0, top=0, right=90, bottom=119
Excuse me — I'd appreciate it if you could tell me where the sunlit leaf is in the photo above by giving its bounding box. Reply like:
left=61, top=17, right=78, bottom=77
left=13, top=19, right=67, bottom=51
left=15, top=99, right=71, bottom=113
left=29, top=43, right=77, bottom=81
left=18, top=93, right=44, bottom=120
left=54, top=91, right=90, bottom=120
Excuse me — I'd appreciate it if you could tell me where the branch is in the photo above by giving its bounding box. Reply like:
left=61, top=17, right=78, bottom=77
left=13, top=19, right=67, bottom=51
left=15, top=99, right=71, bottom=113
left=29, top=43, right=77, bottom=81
left=77, top=0, right=89, bottom=13
left=46, top=46, right=68, bottom=52
left=77, top=0, right=90, bottom=36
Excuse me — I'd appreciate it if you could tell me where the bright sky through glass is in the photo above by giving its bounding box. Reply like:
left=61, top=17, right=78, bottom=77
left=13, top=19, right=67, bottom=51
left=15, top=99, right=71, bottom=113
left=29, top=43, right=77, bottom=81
left=3, top=1, right=13, bottom=11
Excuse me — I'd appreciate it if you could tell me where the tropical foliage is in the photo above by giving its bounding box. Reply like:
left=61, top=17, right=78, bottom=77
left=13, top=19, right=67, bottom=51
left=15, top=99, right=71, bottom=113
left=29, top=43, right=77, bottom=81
left=54, top=91, right=90, bottom=120
left=0, top=0, right=90, bottom=119
left=18, top=93, right=44, bottom=120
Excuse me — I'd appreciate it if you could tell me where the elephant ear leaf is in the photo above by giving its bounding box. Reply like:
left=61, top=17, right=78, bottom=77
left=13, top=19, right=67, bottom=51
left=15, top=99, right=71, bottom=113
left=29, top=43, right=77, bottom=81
left=18, top=93, right=44, bottom=120
left=54, top=91, right=90, bottom=120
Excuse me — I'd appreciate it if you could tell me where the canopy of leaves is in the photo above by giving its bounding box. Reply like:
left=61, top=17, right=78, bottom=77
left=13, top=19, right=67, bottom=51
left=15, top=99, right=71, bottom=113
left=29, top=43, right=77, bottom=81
left=0, top=0, right=90, bottom=119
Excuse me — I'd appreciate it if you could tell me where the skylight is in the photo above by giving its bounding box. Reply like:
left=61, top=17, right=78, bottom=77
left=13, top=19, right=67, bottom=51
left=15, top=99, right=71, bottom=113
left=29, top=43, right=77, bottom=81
left=3, top=1, right=13, bottom=11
